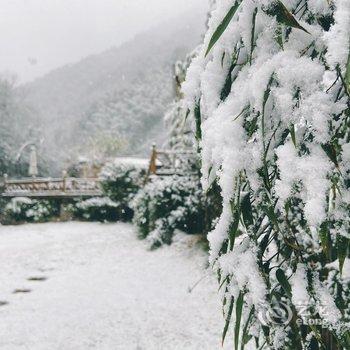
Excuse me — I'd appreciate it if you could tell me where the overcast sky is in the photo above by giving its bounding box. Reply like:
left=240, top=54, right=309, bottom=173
left=0, top=0, right=206, bottom=84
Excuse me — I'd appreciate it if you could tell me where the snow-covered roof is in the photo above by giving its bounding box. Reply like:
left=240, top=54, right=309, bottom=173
left=112, top=157, right=150, bottom=168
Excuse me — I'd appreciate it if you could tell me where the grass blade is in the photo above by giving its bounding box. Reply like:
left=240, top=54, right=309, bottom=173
left=222, top=296, right=234, bottom=346
left=194, top=100, right=202, bottom=142
left=249, top=7, right=258, bottom=65
left=266, top=0, right=310, bottom=34
left=290, top=124, right=297, bottom=147
left=205, top=1, right=242, bottom=57
left=241, top=192, right=254, bottom=229
left=240, top=306, right=254, bottom=350
left=319, top=221, right=331, bottom=259
left=235, top=291, right=244, bottom=350
left=276, top=268, right=292, bottom=298
left=321, top=143, right=339, bottom=168
left=337, top=235, right=349, bottom=275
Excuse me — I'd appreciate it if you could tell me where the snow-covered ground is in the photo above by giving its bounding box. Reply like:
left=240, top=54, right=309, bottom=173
left=0, top=222, right=229, bottom=350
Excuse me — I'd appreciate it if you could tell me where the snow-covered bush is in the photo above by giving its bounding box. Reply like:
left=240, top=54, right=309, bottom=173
left=1, top=197, right=59, bottom=224
left=99, top=159, right=147, bottom=221
left=183, top=0, right=350, bottom=348
left=73, top=197, right=119, bottom=222
left=132, top=175, right=206, bottom=249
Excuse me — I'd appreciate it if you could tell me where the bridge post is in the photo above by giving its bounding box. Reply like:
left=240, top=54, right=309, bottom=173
left=144, top=144, right=157, bottom=185
left=149, top=144, right=157, bottom=175
left=62, top=170, right=67, bottom=192
left=3, top=174, right=8, bottom=192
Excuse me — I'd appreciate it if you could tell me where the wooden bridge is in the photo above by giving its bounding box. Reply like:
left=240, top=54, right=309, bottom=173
left=1, top=145, right=198, bottom=198
left=1, top=175, right=102, bottom=199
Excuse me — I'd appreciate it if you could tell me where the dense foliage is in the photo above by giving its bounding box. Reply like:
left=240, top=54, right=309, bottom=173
left=183, top=0, right=350, bottom=348
left=132, top=175, right=206, bottom=249
left=73, top=197, right=119, bottom=222
left=99, top=160, right=146, bottom=221
left=1, top=197, right=59, bottom=224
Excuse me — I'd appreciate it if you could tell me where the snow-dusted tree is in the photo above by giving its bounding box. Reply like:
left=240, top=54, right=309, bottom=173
left=183, top=0, right=350, bottom=348
left=0, top=75, right=41, bottom=176
left=164, top=52, right=198, bottom=151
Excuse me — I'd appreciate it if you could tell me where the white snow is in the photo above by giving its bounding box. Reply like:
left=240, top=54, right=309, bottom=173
left=324, top=0, right=350, bottom=70
left=110, top=157, right=150, bottom=168
left=290, top=264, right=310, bottom=313
left=0, top=222, right=230, bottom=350
left=313, top=278, right=342, bottom=327
left=218, top=238, right=267, bottom=307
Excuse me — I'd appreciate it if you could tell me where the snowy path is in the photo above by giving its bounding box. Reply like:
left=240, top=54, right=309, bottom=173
left=0, top=222, right=228, bottom=350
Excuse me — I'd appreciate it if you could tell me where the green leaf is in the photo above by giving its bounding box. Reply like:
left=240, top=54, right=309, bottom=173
left=220, top=51, right=239, bottom=101
left=275, top=25, right=284, bottom=50
left=263, top=75, right=274, bottom=110
left=259, top=230, right=271, bottom=256
left=241, top=192, right=254, bottom=228
left=241, top=306, right=254, bottom=350
left=205, top=1, right=242, bottom=57
left=321, top=143, right=339, bottom=167
left=261, top=74, right=275, bottom=143
left=319, top=222, right=331, bottom=259
left=265, top=0, right=310, bottom=34
left=337, top=235, right=349, bottom=275
left=249, top=7, right=258, bottom=65
left=205, top=165, right=217, bottom=194
left=263, top=205, right=279, bottom=231
left=234, top=105, right=250, bottom=122
left=221, top=51, right=226, bottom=68
left=228, top=182, right=242, bottom=250
left=229, top=202, right=241, bottom=250
left=339, top=331, right=350, bottom=350
left=194, top=100, right=202, bottom=142
left=235, top=291, right=244, bottom=350
left=276, top=268, right=292, bottom=298
left=290, top=124, right=297, bottom=147
left=218, top=275, right=229, bottom=291
left=222, top=296, right=234, bottom=346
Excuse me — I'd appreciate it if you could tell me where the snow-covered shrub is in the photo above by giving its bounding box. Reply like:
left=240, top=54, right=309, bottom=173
left=132, top=175, right=206, bottom=249
left=99, top=159, right=147, bottom=221
left=2, top=197, right=59, bottom=224
left=73, top=197, right=119, bottom=222
left=183, top=0, right=350, bottom=348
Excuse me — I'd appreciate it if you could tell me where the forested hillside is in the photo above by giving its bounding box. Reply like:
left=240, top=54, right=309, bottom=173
left=18, top=12, right=205, bottom=174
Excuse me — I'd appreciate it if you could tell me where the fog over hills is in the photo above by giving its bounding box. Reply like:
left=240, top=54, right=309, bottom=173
left=20, top=11, right=205, bottom=173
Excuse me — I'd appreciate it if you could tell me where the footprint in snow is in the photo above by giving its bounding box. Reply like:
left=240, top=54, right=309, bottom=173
left=27, top=276, right=48, bottom=282
left=0, top=301, right=9, bottom=307
left=13, top=288, right=32, bottom=294
left=11, top=276, right=48, bottom=295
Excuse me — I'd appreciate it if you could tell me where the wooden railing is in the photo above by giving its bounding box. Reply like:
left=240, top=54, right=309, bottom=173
left=1, top=175, right=102, bottom=198
left=145, top=144, right=199, bottom=183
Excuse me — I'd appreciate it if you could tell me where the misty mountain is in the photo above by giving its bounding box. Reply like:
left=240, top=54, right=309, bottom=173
left=21, top=12, right=205, bottom=174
